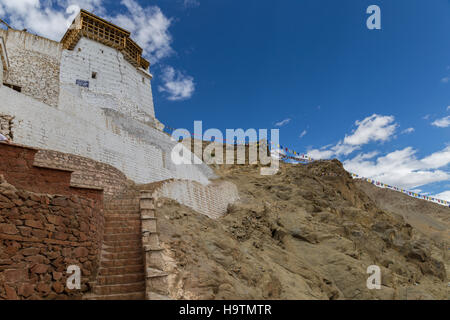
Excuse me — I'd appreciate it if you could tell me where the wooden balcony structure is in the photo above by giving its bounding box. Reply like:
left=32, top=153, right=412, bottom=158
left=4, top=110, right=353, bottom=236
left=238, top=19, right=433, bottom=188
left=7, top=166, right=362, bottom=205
left=60, top=10, right=150, bottom=70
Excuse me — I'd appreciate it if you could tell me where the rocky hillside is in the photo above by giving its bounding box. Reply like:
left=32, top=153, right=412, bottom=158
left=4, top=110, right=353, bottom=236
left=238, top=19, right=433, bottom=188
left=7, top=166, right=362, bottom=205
left=154, top=160, right=449, bottom=300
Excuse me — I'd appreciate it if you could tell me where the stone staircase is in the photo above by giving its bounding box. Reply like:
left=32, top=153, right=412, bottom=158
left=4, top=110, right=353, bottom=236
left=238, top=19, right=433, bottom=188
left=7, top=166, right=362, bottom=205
left=84, top=194, right=146, bottom=300
left=140, top=191, right=170, bottom=300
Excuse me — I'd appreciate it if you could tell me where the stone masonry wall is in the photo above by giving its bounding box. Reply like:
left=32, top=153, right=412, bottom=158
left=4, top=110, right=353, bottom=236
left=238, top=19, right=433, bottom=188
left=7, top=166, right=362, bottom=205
left=139, top=191, right=169, bottom=300
left=0, top=175, right=104, bottom=300
left=0, top=29, right=61, bottom=107
left=0, top=114, right=13, bottom=140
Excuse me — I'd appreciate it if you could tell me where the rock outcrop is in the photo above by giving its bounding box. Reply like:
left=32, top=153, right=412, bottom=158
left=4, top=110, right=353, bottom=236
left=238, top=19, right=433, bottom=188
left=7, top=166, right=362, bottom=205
left=154, top=160, right=448, bottom=300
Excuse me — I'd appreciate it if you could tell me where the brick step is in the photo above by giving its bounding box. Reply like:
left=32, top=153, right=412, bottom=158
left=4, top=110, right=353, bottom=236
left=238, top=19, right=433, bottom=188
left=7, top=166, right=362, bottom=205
left=103, top=233, right=141, bottom=242
left=102, top=250, right=143, bottom=260
left=105, top=198, right=139, bottom=203
left=98, top=265, right=145, bottom=276
left=104, top=209, right=140, bottom=215
left=104, top=226, right=141, bottom=234
left=96, top=273, right=145, bottom=285
left=104, top=218, right=141, bottom=225
left=84, top=291, right=146, bottom=300
left=102, top=245, right=143, bottom=253
left=104, top=214, right=141, bottom=222
left=101, top=257, right=143, bottom=268
left=104, top=202, right=139, bottom=208
left=103, top=239, right=142, bottom=247
left=106, top=198, right=140, bottom=205
left=104, top=205, right=140, bottom=211
left=93, top=281, right=145, bottom=295
left=105, top=221, right=141, bottom=228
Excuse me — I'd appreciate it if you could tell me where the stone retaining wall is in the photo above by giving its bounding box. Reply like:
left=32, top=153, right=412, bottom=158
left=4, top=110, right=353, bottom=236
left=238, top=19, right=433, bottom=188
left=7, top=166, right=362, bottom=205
left=0, top=176, right=104, bottom=300
left=0, top=114, right=13, bottom=140
left=0, top=143, right=105, bottom=300
left=157, top=180, right=239, bottom=219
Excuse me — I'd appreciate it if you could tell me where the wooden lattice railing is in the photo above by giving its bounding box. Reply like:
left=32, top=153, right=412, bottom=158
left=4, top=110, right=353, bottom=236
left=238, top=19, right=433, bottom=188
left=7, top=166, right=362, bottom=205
left=61, top=9, right=150, bottom=70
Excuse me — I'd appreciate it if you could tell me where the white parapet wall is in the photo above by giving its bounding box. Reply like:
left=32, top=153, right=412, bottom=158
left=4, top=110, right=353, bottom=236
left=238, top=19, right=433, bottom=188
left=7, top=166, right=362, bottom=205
left=157, top=180, right=240, bottom=219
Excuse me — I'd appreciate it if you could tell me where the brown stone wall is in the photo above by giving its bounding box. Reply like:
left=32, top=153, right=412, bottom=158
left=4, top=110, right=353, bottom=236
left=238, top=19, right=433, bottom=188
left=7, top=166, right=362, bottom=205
left=0, top=143, right=128, bottom=199
left=0, top=142, right=105, bottom=299
left=0, top=143, right=103, bottom=201
left=0, top=176, right=104, bottom=300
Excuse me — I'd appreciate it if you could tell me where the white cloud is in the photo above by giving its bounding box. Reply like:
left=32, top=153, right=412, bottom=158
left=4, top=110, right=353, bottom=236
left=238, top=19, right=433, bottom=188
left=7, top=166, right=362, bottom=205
left=432, top=116, right=450, bottom=128
left=275, top=118, right=291, bottom=127
left=158, top=66, right=195, bottom=101
left=308, top=114, right=397, bottom=159
left=344, top=146, right=450, bottom=189
left=447, top=106, right=450, bottom=111
left=299, top=130, right=307, bottom=139
left=307, top=113, right=450, bottom=190
left=0, top=0, right=79, bottom=40
left=433, top=191, right=450, bottom=201
left=401, top=127, right=415, bottom=134
left=111, top=0, right=173, bottom=62
left=442, top=77, right=449, bottom=83
left=308, top=148, right=335, bottom=160
left=420, top=146, right=450, bottom=169
left=343, top=114, right=397, bottom=146
left=62, top=0, right=104, bottom=13
left=0, top=0, right=173, bottom=62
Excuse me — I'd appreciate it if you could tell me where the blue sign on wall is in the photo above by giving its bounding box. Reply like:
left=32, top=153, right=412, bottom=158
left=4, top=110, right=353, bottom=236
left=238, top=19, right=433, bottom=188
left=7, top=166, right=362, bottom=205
left=76, top=79, right=89, bottom=88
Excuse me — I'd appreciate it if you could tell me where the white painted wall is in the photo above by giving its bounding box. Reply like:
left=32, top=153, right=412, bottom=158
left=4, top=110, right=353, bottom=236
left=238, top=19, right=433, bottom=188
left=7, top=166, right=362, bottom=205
left=60, top=38, right=155, bottom=123
left=0, top=85, right=214, bottom=185
left=158, top=180, right=240, bottom=219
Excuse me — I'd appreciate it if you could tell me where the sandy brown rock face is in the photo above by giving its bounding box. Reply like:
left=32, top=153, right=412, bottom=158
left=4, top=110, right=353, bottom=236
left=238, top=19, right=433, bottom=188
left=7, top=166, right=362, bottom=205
left=156, top=161, right=449, bottom=300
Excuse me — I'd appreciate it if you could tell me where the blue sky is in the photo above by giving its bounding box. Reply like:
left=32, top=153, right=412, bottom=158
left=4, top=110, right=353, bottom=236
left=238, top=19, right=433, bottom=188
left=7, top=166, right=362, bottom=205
left=1, top=0, right=449, bottom=199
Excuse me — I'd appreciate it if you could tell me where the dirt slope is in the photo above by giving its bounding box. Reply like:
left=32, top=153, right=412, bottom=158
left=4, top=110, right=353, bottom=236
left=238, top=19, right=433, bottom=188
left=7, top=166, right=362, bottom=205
left=155, top=160, right=449, bottom=300
left=355, top=180, right=449, bottom=246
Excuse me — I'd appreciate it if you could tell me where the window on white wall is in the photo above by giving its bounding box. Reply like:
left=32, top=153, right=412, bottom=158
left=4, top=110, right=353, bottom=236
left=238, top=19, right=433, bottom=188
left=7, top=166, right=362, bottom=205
left=92, top=72, right=97, bottom=79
